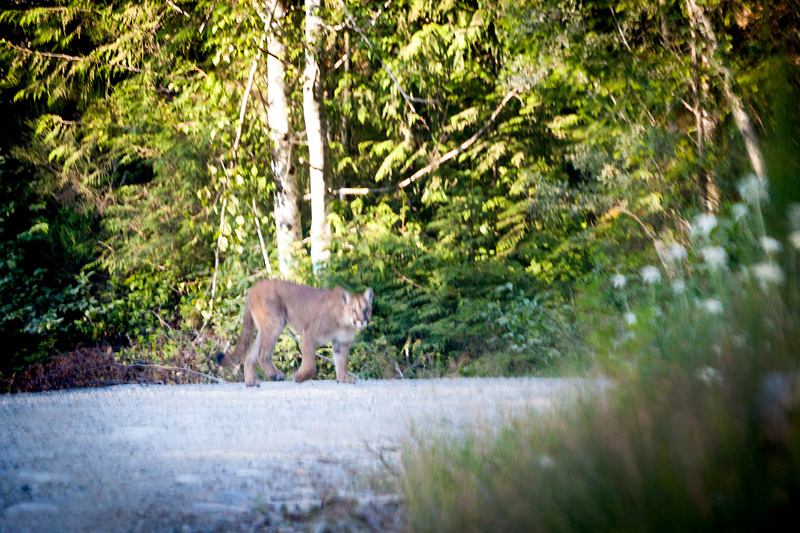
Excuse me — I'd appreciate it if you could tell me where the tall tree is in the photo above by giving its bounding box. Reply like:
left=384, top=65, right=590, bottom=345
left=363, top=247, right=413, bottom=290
left=303, top=0, right=330, bottom=273
left=267, top=0, right=302, bottom=279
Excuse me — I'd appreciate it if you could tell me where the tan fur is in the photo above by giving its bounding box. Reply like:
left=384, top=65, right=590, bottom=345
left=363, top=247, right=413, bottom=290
left=218, top=279, right=373, bottom=385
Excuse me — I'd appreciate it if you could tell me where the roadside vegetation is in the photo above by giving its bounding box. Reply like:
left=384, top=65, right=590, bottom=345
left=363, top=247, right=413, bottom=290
left=1, top=0, right=798, bottom=395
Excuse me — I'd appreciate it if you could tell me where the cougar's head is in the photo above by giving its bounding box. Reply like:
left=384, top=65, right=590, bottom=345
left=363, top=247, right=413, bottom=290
left=341, top=287, right=373, bottom=330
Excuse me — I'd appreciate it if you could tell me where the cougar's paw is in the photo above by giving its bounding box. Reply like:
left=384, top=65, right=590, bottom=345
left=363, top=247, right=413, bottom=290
left=245, top=379, right=261, bottom=388
left=291, top=371, right=316, bottom=383
left=337, top=375, right=356, bottom=384
left=268, top=370, right=285, bottom=382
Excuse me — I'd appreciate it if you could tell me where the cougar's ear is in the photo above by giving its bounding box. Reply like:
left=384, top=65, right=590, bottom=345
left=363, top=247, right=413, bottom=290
left=341, top=290, right=351, bottom=306
left=364, top=287, right=373, bottom=305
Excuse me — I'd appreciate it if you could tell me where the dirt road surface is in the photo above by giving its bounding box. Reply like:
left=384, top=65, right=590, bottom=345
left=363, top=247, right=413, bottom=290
left=1, top=377, right=592, bottom=532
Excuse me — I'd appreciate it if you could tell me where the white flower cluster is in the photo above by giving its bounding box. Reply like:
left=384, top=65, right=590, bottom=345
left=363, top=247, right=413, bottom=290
left=731, top=203, right=748, bottom=221
left=750, top=262, right=785, bottom=287
left=699, top=246, right=728, bottom=270
left=699, top=298, right=724, bottom=315
left=790, top=231, right=800, bottom=251
left=692, top=213, right=718, bottom=238
left=610, top=274, right=627, bottom=289
left=663, top=242, right=687, bottom=265
left=737, top=174, right=769, bottom=205
left=789, top=203, right=800, bottom=230
left=670, top=279, right=686, bottom=294
left=759, top=236, right=782, bottom=255
left=640, top=265, right=661, bottom=284
left=696, top=366, right=723, bottom=385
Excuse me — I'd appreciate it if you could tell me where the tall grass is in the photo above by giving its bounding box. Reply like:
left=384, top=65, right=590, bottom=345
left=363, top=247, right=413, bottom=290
left=401, top=312, right=800, bottom=531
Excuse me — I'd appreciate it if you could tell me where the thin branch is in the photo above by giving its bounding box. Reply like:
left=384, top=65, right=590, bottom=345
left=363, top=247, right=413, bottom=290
left=614, top=206, right=671, bottom=272
left=199, top=0, right=218, bottom=33
left=346, top=16, right=439, bottom=106
left=251, top=198, right=273, bottom=276
left=339, top=2, right=437, bottom=129
left=232, top=14, right=270, bottom=161
left=166, top=0, right=190, bottom=18
left=197, top=163, right=230, bottom=340
left=305, top=88, right=518, bottom=199
left=616, top=206, right=656, bottom=240
left=393, top=267, right=425, bottom=290
left=3, top=41, right=191, bottom=81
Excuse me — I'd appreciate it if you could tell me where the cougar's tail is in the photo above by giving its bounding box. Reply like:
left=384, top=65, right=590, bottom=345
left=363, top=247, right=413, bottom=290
left=216, top=298, right=255, bottom=368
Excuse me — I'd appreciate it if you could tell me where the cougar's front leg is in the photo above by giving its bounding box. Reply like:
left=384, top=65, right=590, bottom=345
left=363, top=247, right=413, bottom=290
left=332, top=341, right=355, bottom=384
left=292, top=336, right=318, bottom=383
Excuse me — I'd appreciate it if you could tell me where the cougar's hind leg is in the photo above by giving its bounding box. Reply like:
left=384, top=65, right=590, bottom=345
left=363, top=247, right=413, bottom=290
left=248, top=287, right=286, bottom=383
left=244, top=332, right=262, bottom=387
left=257, top=329, right=285, bottom=381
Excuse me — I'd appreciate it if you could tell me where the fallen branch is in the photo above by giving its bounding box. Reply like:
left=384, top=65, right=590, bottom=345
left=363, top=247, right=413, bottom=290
left=111, top=362, right=224, bottom=384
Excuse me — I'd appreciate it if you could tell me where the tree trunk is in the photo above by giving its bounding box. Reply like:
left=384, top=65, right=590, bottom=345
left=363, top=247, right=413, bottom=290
left=304, top=0, right=330, bottom=274
left=268, top=0, right=302, bottom=279
left=686, top=0, right=766, bottom=182
left=341, top=30, right=351, bottom=151
left=688, top=8, right=718, bottom=211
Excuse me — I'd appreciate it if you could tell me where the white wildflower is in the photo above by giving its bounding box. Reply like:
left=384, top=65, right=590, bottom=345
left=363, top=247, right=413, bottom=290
left=731, top=334, right=747, bottom=349
left=670, top=279, right=686, bottom=294
left=732, top=203, right=749, bottom=221
left=640, top=265, right=661, bottom=284
left=610, top=274, right=627, bottom=289
left=737, top=174, right=769, bottom=205
left=696, top=366, right=723, bottom=386
left=751, top=262, right=785, bottom=286
left=760, top=236, right=782, bottom=255
left=692, top=213, right=718, bottom=238
left=624, top=312, right=637, bottom=326
left=789, top=204, right=800, bottom=231
left=699, top=246, right=728, bottom=270
left=790, top=231, right=800, bottom=250
left=538, top=455, right=556, bottom=468
left=662, top=242, right=688, bottom=264
left=699, top=298, right=724, bottom=315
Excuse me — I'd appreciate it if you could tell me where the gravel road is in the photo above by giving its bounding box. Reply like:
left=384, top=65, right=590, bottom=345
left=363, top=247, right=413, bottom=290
left=1, top=377, right=591, bottom=532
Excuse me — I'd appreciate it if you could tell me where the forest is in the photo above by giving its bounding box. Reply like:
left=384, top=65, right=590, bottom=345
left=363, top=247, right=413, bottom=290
left=1, top=0, right=799, bottom=388
left=4, top=1, right=800, bottom=528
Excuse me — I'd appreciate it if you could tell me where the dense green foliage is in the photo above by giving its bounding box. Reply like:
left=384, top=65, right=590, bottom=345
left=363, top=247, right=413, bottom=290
left=1, top=0, right=798, bottom=382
